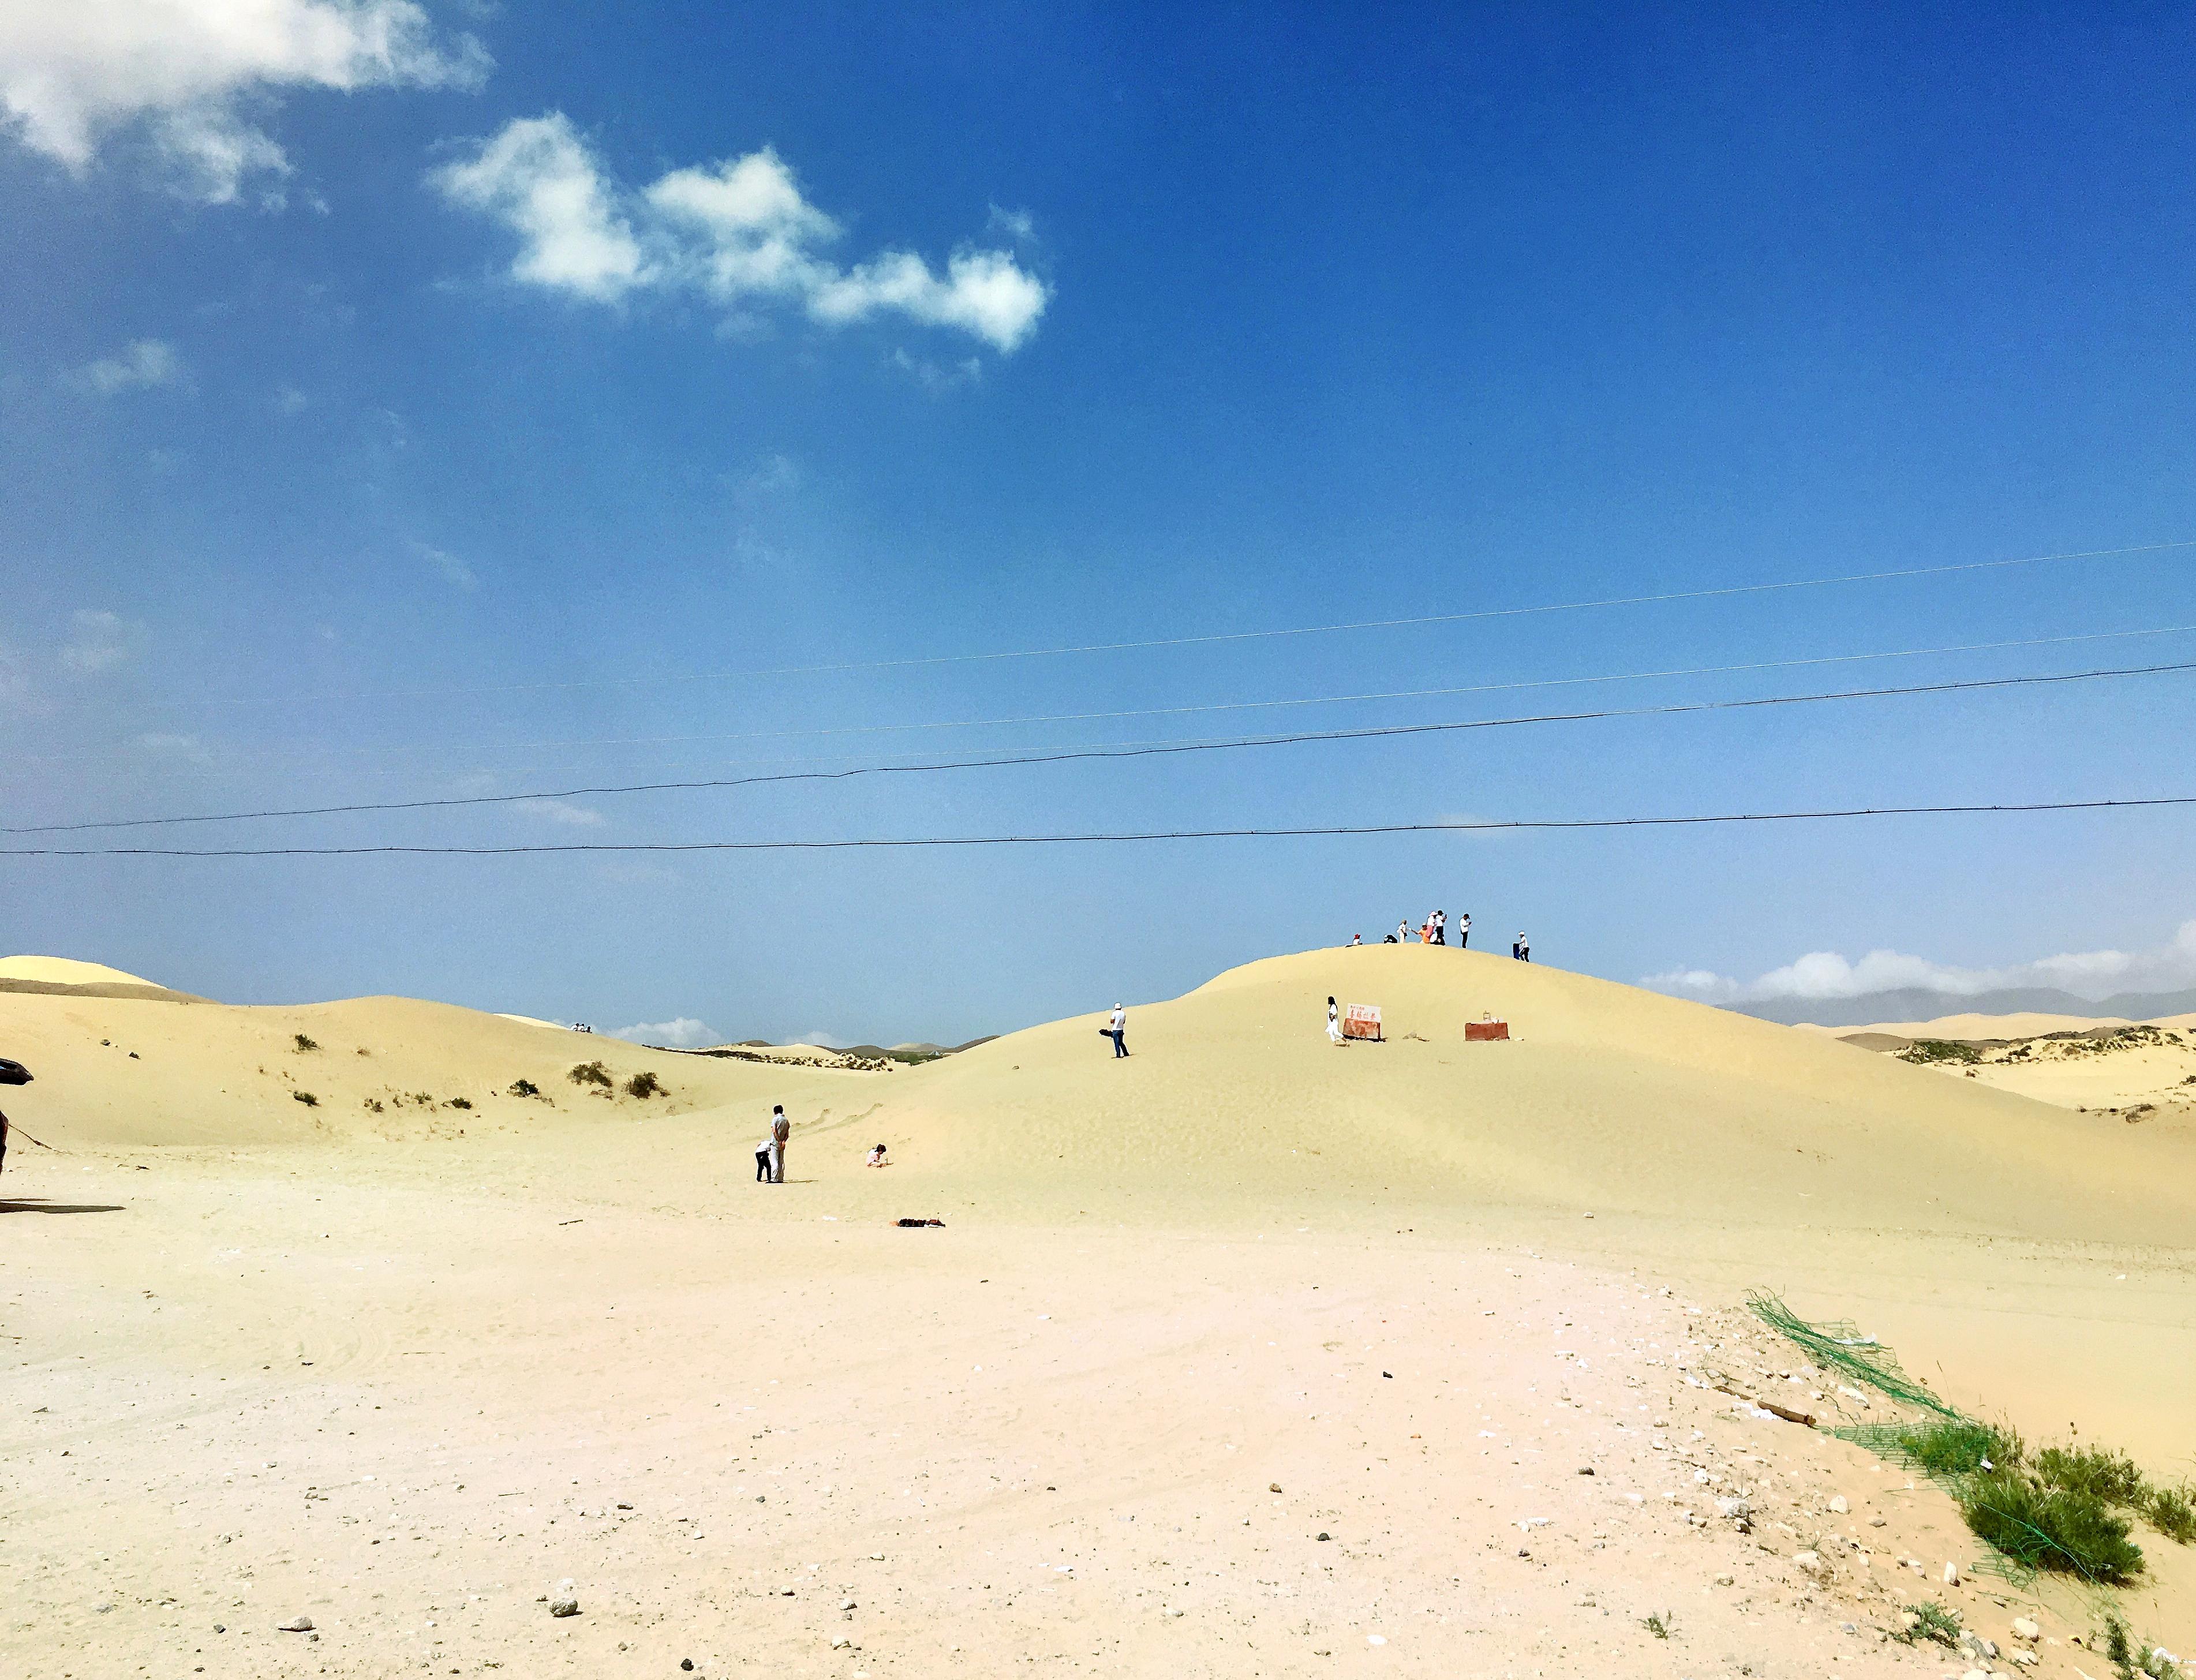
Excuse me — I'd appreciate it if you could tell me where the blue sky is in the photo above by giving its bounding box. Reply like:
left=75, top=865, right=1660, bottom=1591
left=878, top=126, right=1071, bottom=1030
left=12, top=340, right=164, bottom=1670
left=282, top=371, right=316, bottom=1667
left=4, top=2, right=2195, bottom=1043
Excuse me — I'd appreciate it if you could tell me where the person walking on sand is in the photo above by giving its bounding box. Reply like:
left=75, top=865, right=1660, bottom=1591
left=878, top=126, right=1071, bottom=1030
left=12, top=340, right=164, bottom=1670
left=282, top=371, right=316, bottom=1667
left=1327, top=996, right=1345, bottom=1046
left=768, top=1104, right=790, bottom=1183
left=1513, top=932, right=1530, bottom=962
left=1106, top=1004, right=1129, bottom=1058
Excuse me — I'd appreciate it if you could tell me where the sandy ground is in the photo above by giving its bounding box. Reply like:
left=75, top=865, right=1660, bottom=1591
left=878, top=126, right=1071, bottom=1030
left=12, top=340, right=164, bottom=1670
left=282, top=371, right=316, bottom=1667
left=1825, top=1011, right=2196, bottom=1124
left=3, top=948, right=2191, bottom=1677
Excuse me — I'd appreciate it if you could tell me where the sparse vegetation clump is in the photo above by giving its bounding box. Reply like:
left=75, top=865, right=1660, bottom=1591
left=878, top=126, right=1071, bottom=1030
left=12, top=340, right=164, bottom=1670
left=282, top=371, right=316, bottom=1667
left=1642, top=1611, right=1673, bottom=1640
left=1750, top=1293, right=2194, bottom=1589
left=2036, top=1442, right=2147, bottom=1506
left=1894, top=1601, right=1962, bottom=1648
left=1898, top=1038, right=1981, bottom=1065
left=507, top=1077, right=540, bottom=1098
left=293, top=1033, right=319, bottom=1052
left=1960, top=1470, right=2143, bottom=1583
left=2145, top=1484, right=2196, bottom=1544
left=292, top=1090, right=319, bottom=1106
left=447, top=1097, right=473, bottom=1110
left=1896, top=1416, right=2021, bottom=1479
left=567, top=1061, right=612, bottom=1089
left=624, top=1071, right=664, bottom=1098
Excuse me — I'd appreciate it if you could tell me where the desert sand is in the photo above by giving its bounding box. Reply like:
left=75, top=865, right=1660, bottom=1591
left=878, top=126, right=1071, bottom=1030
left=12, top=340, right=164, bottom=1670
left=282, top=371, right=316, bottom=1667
left=3, top=946, right=2190, bottom=1677
left=1825, top=1009, right=2196, bottom=1124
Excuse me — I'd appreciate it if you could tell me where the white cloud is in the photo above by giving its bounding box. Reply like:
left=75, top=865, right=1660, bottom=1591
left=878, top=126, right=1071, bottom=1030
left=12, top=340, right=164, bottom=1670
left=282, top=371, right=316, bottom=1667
left=80, top=338, right=182, bottom=394
left=273, top=383, right=309, bottom=413
left=1646, top=917, right=2196, bottom=1003
left=0, top=1, right=487, bottom=205
left=136, top=731, right=214, bottom=764
left=61, top=608, right=142, bottom=672
left=431, top=113, right=642, bottom=300
left=511, top=798, right=603, bottom=826
left=412, top=539, right=475, bottom=589
left=433, top=113, right=1049, bottom=353
left=611, top=1016, right=717, bottom=1049
left=793, top=1029, right=853, bottom=1049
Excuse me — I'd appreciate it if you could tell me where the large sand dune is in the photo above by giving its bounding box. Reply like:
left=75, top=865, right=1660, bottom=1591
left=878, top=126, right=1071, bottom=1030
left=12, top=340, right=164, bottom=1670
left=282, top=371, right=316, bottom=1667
left=3, top=946, right=2190, bottom=1675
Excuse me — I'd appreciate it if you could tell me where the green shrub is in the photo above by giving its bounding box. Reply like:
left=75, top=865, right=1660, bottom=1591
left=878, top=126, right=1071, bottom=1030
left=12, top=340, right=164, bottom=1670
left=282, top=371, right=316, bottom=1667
left=293, top=1090, right=318, bottom=1107
left=1643, top=1612, right=1672, bottom=1640
left=567, top=1061, right=612, bottom=1088
left=507, top=1077, right=540, bottom=1098
left=1961, top=1471, right=2143, bottom=1584
left=1897, top=1416, right=2022, bottom=1478
left=2037, top=1442, right=2147, bottom=1506
left=625, top=1070, right=664, bottom=1098
left=2104, top=1615, right=2139, bottom=1680
left=293, top=1033, right=319, bottom=1052
left=1894, top=1602, right=1962, bottom=1648
left=447, top=1097, right=472, bottom=1110
left=2145, top=1484, right=2196, bottom=1544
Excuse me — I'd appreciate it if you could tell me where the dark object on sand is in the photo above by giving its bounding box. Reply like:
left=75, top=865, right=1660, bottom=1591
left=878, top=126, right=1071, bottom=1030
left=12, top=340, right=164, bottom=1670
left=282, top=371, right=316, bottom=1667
left=0, top=1058, right=31, bottom=1086
left=896, top=1217, right=944, bottom=1228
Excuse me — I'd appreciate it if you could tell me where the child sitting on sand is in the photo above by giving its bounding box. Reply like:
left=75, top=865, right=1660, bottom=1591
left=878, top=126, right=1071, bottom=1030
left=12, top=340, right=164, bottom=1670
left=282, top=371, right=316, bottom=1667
left=866, top=1143, right=890, bottom=1168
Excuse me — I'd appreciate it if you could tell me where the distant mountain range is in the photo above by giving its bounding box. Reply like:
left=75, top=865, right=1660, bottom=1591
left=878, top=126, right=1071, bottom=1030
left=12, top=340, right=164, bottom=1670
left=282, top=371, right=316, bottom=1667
left=1723, top=986, right=2196, bottom=1028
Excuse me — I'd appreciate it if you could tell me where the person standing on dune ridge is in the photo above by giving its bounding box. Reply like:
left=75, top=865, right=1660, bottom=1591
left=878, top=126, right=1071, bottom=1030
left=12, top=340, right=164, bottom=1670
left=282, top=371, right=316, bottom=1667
left=1106, top=1004, right=1129, bottom=1058
left=1513, top=932, right=1531, bottom=961
left=1457, top=911, right=1471, bottom=950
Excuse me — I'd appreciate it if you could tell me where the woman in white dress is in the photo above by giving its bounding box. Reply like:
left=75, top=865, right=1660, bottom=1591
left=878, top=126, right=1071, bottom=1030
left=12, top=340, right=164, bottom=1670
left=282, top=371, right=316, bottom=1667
left=1327, top=996, right=1345, bottom=1045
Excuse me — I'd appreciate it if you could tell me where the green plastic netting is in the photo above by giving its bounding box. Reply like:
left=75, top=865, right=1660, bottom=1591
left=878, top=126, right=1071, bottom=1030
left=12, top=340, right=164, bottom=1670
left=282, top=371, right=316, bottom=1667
left=1744, top=1290, right=1959, bottom=1417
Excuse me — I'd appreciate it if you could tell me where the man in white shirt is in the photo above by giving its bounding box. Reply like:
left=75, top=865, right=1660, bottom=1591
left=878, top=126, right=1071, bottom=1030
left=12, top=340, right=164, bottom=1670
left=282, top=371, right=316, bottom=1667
left=768, top=1105, right=790, bottom=1181
left=1107, top=1005, right=1128, bottom=1058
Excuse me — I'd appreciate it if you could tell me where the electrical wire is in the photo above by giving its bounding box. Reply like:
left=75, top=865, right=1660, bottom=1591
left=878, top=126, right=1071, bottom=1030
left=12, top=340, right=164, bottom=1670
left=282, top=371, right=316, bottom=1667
left=12, top=657, right=2193, bottom=836
left=36, top=619, right=2196, bottom=771
left=5, top=796, right=2191, bottom=859
left=142, top=537, right=2196, bottom=710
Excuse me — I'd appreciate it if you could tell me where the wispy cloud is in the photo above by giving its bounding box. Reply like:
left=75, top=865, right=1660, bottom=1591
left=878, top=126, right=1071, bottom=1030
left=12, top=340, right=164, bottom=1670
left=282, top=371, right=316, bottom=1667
left=413, top=540, right=476, bottom=589
left=0, top=0, right=488, bottom=205
left=432, top=113, right=1050, bottom=353
left=135, top=732, right=214, bottom=765
left=793, top=1029, right=854, bottom=1049
left=890, top=347, right=983, bottom=392
left=512, top=798, right=603, bottom=826
left=1645, top=917, right=2196, bottom=1003
left=61, top=609, right=142, bottom=672
left=78, top=339, right=182, bottom=394
left=611, top=1016, right=717, bottom=1049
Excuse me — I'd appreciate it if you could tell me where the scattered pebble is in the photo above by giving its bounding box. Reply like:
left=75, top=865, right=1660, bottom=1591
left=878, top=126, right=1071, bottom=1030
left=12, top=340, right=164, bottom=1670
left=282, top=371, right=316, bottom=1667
left=277, top=1616, right=313, bottom=1633
left=548, top=1580, right=579, bottom=1618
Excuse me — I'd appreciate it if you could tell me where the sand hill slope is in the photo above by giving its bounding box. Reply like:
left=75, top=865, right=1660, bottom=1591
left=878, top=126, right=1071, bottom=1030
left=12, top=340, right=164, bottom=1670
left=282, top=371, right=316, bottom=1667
left=0, top=991, right=881, bottom=1148
left=866, top=945, right=2191, bottom=1241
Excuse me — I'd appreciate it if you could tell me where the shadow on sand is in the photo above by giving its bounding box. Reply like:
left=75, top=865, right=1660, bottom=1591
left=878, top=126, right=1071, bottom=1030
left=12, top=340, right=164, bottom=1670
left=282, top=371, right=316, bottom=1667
left=0, top=1198, right=124, bottom=1215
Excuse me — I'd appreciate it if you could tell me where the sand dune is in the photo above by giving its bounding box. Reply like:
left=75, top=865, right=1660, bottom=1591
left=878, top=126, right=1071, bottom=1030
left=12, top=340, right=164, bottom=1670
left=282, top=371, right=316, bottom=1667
left=1828, top=1009, right=2134, bottom=1040
left=0, top=954, right=164, bottom=989
left=4, top=945, right=2191, bottom=1673
left=866, top=945, right=2190, bottom=1243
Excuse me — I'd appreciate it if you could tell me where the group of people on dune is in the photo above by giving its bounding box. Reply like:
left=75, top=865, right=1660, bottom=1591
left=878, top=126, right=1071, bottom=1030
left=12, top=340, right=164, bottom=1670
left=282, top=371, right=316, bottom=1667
left=1346, top=912, right=1530, bottom=960
left=751, top=1103, right=893, bottom=1185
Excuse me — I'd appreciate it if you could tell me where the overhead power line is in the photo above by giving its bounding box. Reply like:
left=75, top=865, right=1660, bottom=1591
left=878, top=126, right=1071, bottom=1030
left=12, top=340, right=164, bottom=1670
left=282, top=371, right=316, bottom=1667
left=50, top=619, right=2196, bottom=771
left=4, top=796, right=2191, bottom=860
left=12, top=657, right=2194, bottom=836
left=154, top=537, right=2196, bottom=709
